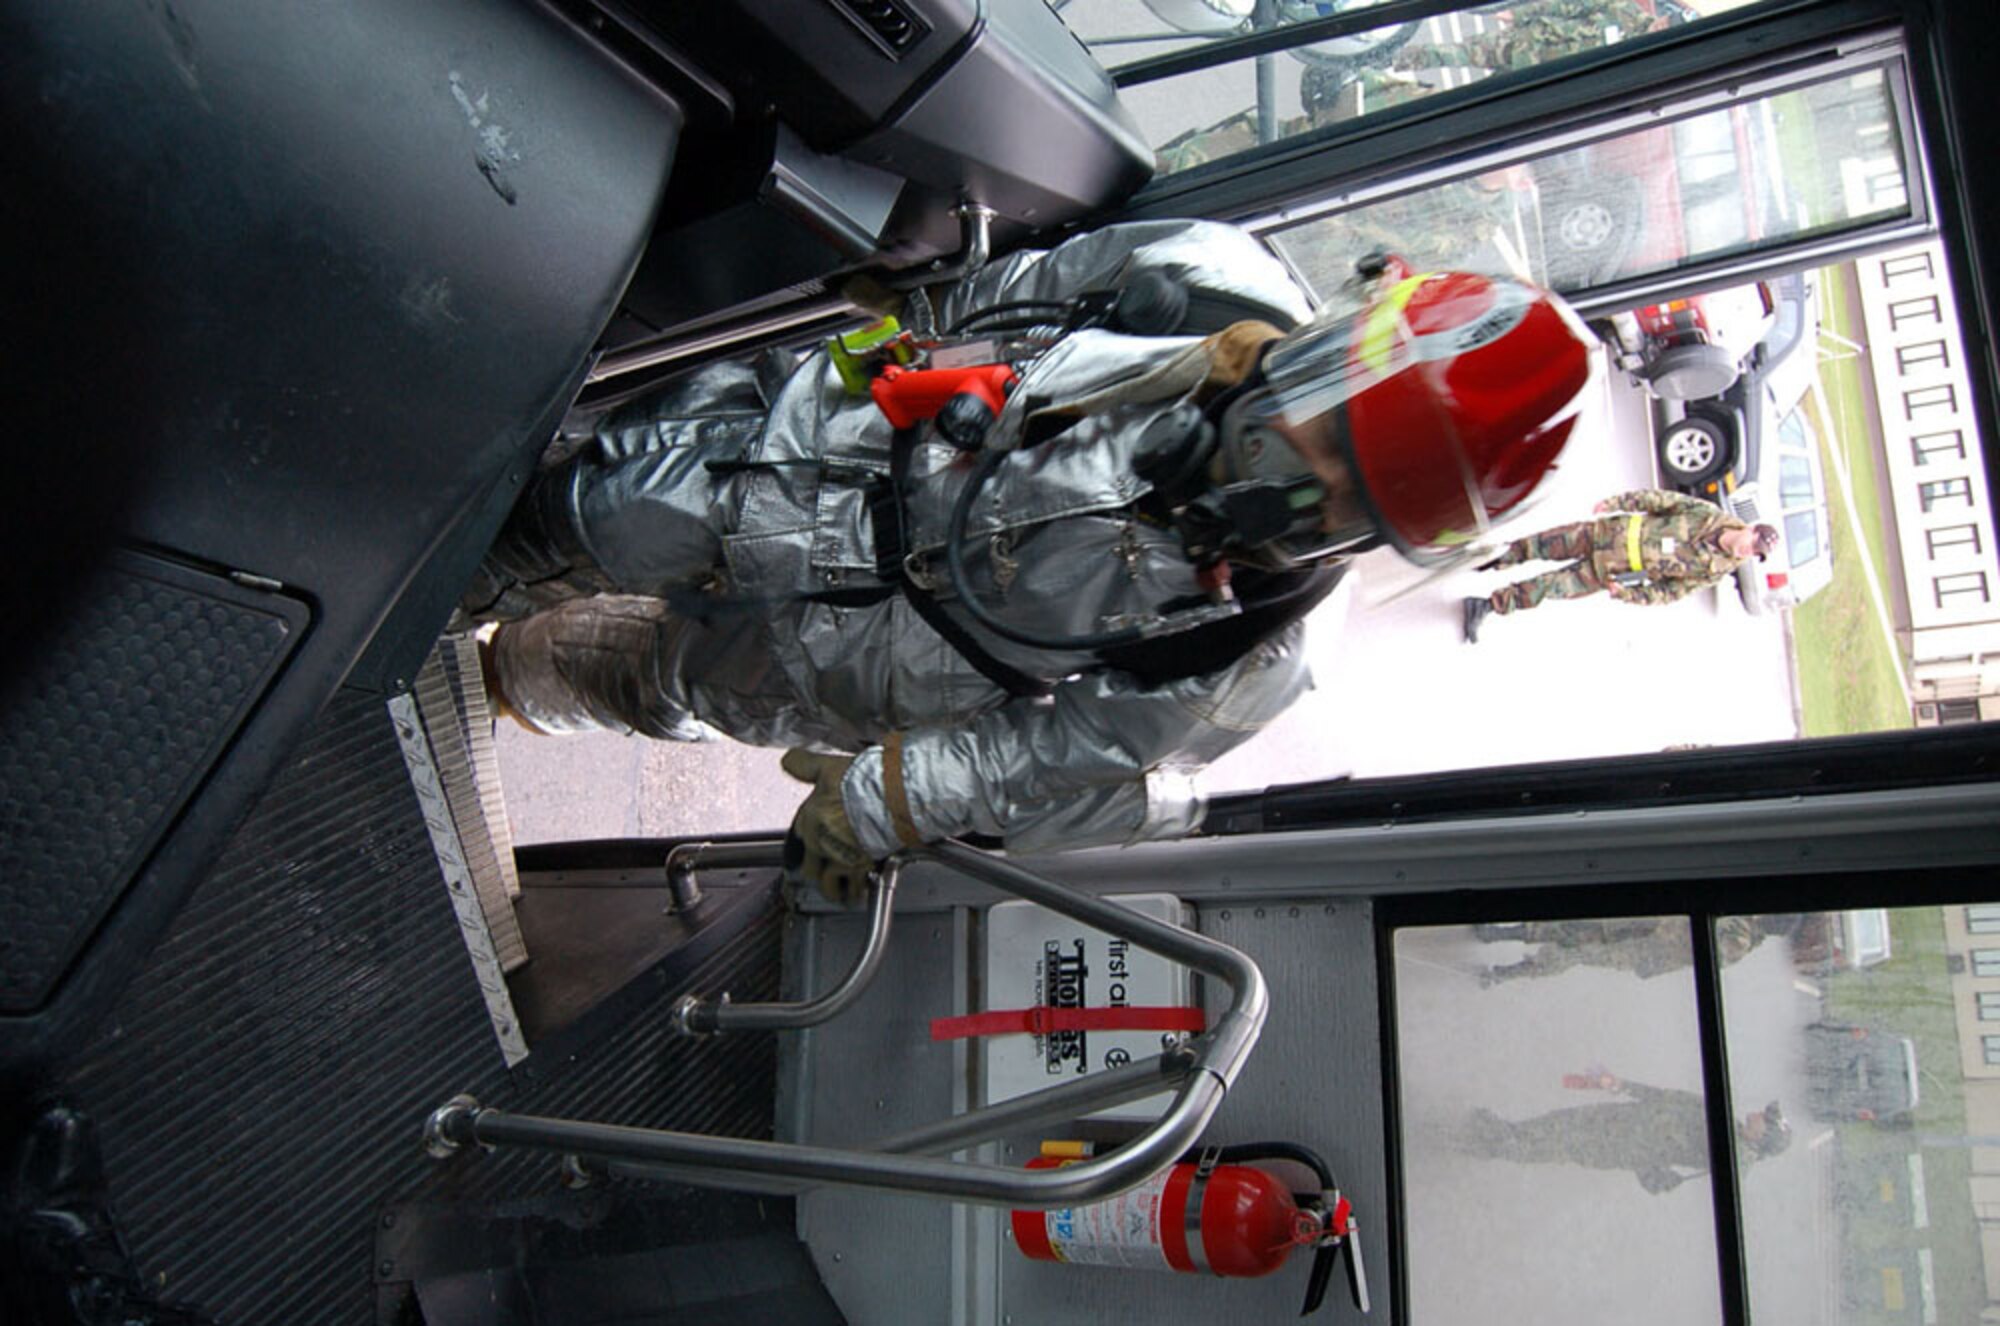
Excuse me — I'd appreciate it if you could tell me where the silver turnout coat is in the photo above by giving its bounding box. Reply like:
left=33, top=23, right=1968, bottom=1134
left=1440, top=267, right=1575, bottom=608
left=492, top=220, right=1330, bottom=857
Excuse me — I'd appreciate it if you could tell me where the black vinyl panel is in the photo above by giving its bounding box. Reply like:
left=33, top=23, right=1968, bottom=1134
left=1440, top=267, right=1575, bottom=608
left=58, top=690, right=780, bottom=1325
left=0, top=554, right=304, bottom=1012
left=0, top=0, right=681, bottom=1070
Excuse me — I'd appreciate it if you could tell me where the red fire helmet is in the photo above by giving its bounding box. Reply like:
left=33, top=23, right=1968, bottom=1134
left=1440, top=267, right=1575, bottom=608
left=1234, top=267, right=1594, bottom=563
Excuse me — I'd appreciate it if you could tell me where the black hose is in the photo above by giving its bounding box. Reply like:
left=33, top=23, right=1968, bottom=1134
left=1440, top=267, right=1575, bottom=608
left=946, top=299, right=1075, bottom=336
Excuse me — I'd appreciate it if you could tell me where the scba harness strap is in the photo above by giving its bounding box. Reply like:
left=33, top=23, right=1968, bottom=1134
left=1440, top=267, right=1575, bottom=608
left=868, top=421, right=1343, bottom=697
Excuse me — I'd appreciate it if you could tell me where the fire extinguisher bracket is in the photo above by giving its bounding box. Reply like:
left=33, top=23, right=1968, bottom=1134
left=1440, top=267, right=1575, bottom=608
left=420, top=839, right=1270, bottom=1210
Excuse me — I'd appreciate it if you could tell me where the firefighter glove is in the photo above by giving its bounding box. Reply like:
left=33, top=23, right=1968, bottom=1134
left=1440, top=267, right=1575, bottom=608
left=781, top=748, right=873, bottom=906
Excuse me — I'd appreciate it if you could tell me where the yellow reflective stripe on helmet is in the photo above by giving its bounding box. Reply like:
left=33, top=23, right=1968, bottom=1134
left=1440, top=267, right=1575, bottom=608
left=1626, top=513, right=1645, bottom=572
left=1359, top=274, right=1429, bottom=376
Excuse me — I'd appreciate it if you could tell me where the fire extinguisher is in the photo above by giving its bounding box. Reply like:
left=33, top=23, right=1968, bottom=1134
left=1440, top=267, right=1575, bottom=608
left=1011, top=1141, right=1368, bottom=1316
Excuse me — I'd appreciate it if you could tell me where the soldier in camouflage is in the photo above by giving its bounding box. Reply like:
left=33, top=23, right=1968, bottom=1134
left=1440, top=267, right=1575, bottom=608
left=1400, top=0, right=1668, bottom=74
left=1476, top=915, right=1765, bottom=984
left=1462, top=489, right=1779, bottom=642
left=1460, top=1076, right=1791, bottom=1194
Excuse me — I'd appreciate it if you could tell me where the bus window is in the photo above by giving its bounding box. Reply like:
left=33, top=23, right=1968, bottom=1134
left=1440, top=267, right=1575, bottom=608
left=1723, top=906, right=2000, bottom=1323
left=1055, top=1, right=1766, bottom=179
left=1394, top=917, right=1724, bottom=1324
left=1261, top=62, right=1911, bottom=300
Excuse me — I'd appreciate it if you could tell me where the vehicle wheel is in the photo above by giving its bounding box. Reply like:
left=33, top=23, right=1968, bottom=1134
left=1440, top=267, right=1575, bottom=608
left=1643, top=343, right=1740, bottom=400
left=1534, top=170, right=1640, bottom=289
left=1556, top=199, right=1618, bottom=253
left=1656, top=412, right=1732, bottom=484
left=1281, top=8, right=1421, bottom=72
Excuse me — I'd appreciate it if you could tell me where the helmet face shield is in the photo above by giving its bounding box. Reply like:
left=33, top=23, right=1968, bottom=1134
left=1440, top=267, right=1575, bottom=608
left=1213, top=314, right=1384, bottom=568
left=1217, top=269, right=1594, bottom=566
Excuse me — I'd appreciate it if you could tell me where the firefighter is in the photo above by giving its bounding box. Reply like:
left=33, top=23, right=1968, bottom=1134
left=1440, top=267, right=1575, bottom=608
left=467, top=221, right=1594, bottom=897
left=1461, top=488, right=1779, bottom=641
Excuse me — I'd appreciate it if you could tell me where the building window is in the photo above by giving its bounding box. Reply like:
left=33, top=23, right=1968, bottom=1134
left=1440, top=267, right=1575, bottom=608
left=1921, top=478, right=1975, bottom=511
left=1896, top=339, right=1951, bottom=373
left=1981, top=991, right=2000, bottom=1021
left=1880, top=251, right=1936, bottom=284
left=1940, top=698, right=1983, bottom=725
left=1975, top=950, right=2000, bottom=978
left=1904, top=384, right=1958, bottom=419
left=1986, top=1035, right=2000, bottom=1066
left=1926, top=524, right=1983, bottom=557
left=1912, top=429, right=1967, bottom=465
left=1936, top=572, right=1991, bottom=608
left=1969, top=905, right=2000, bottom=934
left=1889, top=295, right=1943, bottom=329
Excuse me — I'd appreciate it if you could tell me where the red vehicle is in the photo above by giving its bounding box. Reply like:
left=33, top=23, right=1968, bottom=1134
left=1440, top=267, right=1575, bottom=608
left=1536, top=98, right=1786, bottom=397
left=1611, top=279, right=1778, bottom=400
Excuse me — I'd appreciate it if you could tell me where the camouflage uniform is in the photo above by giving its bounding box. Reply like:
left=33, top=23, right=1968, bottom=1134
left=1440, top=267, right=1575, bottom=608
left=1400, top=0, right=1664, bottom=73
left=1157, top=111, right=1310, bottom=175
left=1461, top=1078, right=1711, bottom=1194
left=1483, top=489, right=1749, bottom=614
left=1482, top=916, right=1762, bottom=983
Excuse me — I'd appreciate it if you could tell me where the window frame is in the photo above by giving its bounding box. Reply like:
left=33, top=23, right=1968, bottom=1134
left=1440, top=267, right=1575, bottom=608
left=1926, top=522, right=1983, bottom=556
left=1905, top=382, right=1960, bottom=418
left=1897, top=338, right=1952, bottom=372
left=1935, top=570, right=1992, bottom=607
left=1880, top=250, right=1936, bottom=283
left=1888, top=293, right=1945, bottom=329
left=1912, top=428, right=1968, bottom=465
left=1121, top=8, right=1932, bottom=317
left=1920, top=476, right=1976, bottom=511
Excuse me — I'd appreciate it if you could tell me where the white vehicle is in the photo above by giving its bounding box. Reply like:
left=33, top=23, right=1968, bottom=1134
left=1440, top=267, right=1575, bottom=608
left=1651, top=270, right=1832, bottom=611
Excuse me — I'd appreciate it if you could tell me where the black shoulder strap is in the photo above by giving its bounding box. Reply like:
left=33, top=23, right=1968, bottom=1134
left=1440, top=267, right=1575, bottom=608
left=1096, top=562, right=1343, bottom=689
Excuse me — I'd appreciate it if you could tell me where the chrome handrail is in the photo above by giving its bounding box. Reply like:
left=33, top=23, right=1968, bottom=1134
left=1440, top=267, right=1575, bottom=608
left=669, top=841, right=899, bottom=1036
left=424, top=839, right=1269, bottom=1208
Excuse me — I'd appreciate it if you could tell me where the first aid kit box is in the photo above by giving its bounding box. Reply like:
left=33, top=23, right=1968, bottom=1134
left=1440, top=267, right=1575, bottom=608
left=980, top=893, right=1195, bottom=1122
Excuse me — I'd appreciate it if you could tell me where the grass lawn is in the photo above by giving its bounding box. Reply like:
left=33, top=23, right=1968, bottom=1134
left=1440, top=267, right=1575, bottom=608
left=1814, top=265, right=1900, bottom=606
left=1792, top=264, right=1913, bottom=737
left=1792, top=422, right=1914, bottom=736
left=1823, top=909, right=1984, bottom=1326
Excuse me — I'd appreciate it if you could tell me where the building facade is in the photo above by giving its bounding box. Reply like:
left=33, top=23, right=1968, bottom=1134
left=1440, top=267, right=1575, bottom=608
left=1857, top=241, right=2000, bottom=724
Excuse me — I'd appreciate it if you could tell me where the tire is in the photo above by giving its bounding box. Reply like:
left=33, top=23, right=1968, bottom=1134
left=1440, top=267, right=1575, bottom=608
left=1555, top=198, right=1618, bottom=254
left=1276, top=0, right=1422, bottom=69
left=1534, top=169, right=1640, bottom=290
left=1656, top=411, right=1732, bottom=485
left=1643, top=343, right=1740, bottom=401
left=1283, top=19, right=1421, bottom=72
